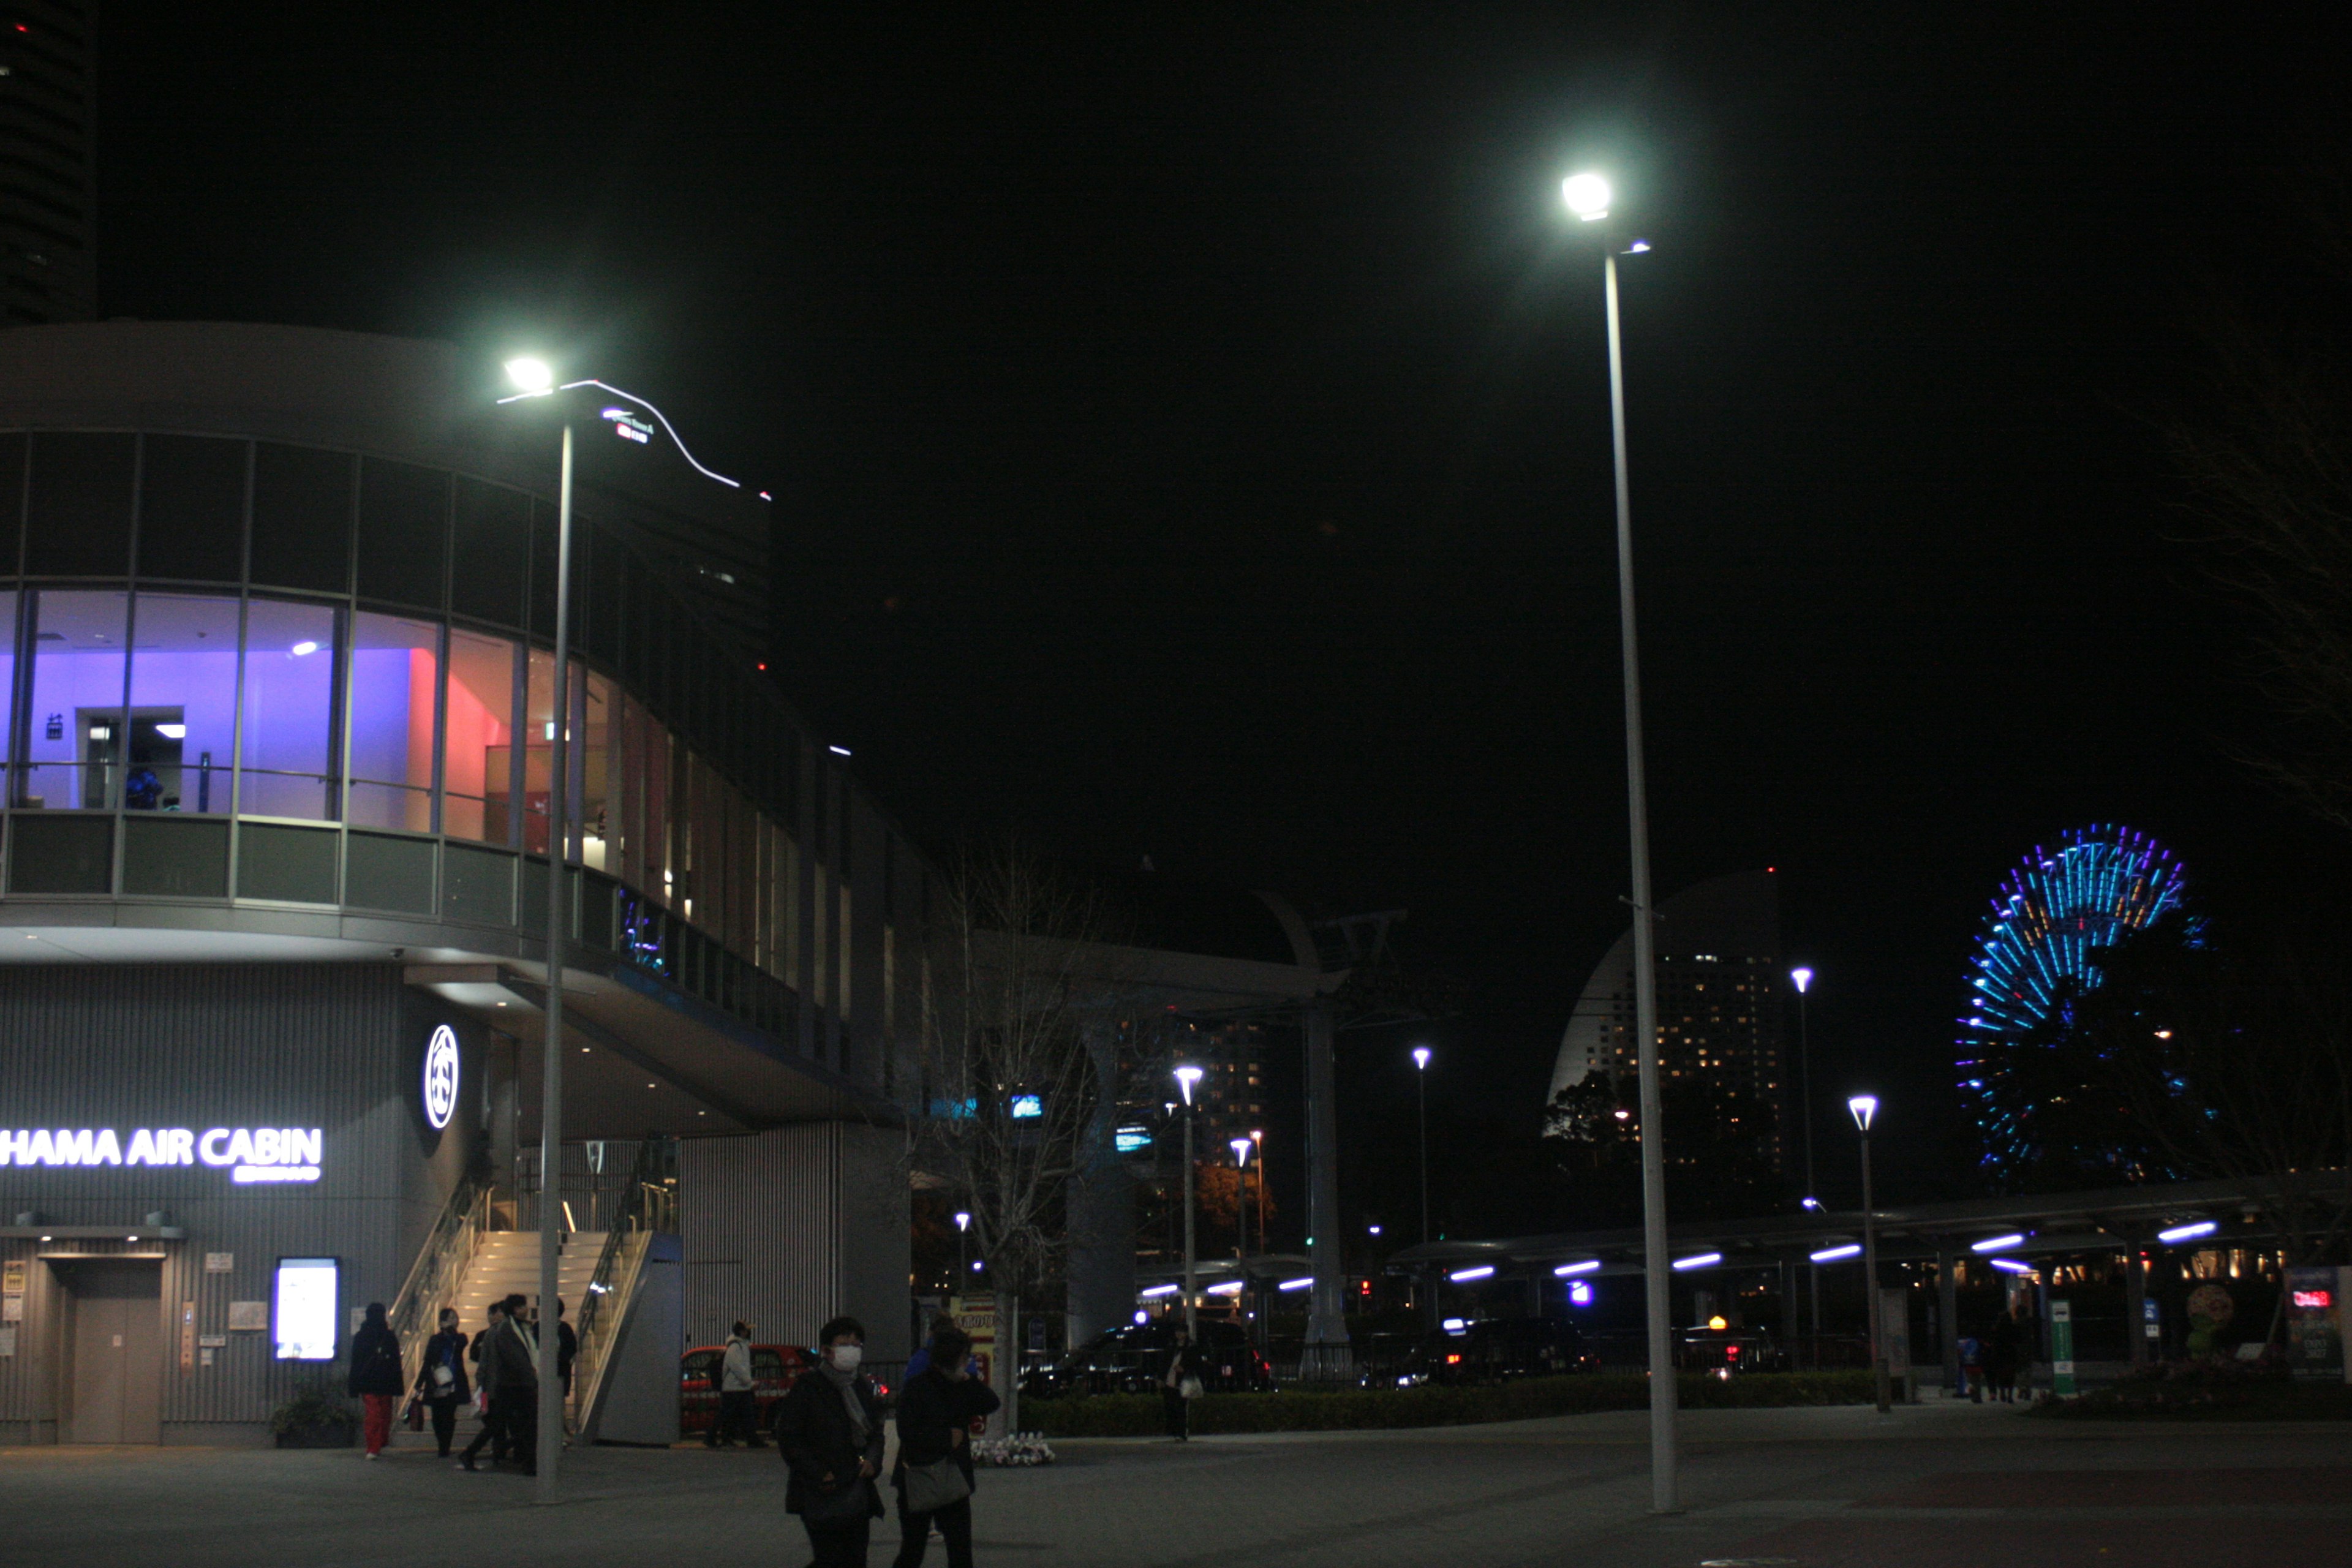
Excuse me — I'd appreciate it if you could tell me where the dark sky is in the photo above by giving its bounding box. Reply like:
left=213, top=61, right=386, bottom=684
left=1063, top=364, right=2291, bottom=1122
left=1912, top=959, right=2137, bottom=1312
left=93, top=7, right=2348, bottom=1209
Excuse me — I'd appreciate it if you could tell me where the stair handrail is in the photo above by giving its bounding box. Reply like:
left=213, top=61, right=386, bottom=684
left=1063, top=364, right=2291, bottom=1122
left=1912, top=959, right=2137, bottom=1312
left=390, top=1175, right=490, bottom=1401
left=568, top=1137, right=677, bottom=1426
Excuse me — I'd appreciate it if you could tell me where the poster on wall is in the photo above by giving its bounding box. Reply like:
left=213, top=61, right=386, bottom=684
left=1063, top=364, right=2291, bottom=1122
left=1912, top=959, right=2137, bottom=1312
left=2285, top=1265, right=2350, bottom=1382
left=226, top=1300, right=268, bottom=1332
left=2, top=1259, right=24, bottom=1297
left=0, top=1325, right=15, bottom=1358
left=273, top=1258, right=339, bottom=1361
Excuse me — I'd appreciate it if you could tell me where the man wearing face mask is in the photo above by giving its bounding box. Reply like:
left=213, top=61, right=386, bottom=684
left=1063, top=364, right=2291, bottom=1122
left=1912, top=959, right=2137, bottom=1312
left=777, top=1316, right=886, bottom=1567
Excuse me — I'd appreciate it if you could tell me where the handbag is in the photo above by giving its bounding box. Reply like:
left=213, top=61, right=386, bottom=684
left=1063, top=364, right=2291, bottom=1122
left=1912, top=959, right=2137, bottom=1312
left=902, top=1457, right=971, bottom=1515
left=1178, top=1376, right=1204, bottom=1400
left=404, top=1395, right=426, bottom=1432
left=800, top=1474, right=872, bottom=1524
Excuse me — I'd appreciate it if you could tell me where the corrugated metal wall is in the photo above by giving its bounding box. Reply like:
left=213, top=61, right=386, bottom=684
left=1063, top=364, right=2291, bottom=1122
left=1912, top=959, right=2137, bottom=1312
left=677, top=1124, right=908, bottom=1359
left=0, top=963, right=480, bottom=1442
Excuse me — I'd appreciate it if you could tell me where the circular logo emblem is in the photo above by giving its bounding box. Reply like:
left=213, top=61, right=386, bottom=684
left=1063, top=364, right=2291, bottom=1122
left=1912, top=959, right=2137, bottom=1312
left=422, top=1025, right=460, bottom=1131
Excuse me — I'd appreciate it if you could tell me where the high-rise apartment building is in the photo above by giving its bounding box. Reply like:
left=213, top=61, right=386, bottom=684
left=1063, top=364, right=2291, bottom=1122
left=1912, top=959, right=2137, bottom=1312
left=2, top=2, right=97, bottom=325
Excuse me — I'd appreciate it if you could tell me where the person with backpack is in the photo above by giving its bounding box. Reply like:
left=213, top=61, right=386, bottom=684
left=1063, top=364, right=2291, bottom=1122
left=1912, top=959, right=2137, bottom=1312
left=416, top=1306, right=473, bottom=1458
left=347, top=1302, right=404, bottom=1459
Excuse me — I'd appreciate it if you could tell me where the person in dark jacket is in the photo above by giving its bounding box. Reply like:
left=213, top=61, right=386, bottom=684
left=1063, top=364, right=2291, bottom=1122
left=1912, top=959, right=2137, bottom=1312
left=1159, top=1327, right=1207, bottom=1441
left=347, top=1302, right=404, bottom=1459
left=1987, top=1303, right=2027, bottom=1404
left=464, top=1300, right=509, bottom=1464
left=891, top=1324, right=1000, bottom=1568
left=461, top=1294, right=538, bottom=1475
left=777, top=1315, right=886, bottom=1568
left=416, top=1306, right=473, bottom=1458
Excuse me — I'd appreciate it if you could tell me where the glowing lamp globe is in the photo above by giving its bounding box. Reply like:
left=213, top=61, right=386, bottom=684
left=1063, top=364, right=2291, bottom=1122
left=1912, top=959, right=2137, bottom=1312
left=1847, top=1095, right=1878, bottom=1133
left=1562, top=173, right=1612, bottom=221
left=504, top=356, right=554, bottom=394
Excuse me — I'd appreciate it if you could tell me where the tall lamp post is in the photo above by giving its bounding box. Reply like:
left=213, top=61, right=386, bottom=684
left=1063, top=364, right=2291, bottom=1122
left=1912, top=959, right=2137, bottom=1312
left=1564, top=168, right=1676, bottom=1513
left=499, top=355, right=745, bottom=1502
left=1411, top=1046, right=1432, bottom=1246
left=954, top=1210, right=971, bottom=1291
left=1849, top=1093, right=1890, bottom=1414
left=1230, top=1137, right=1254, bottom=1261
left=1175, top=1065, right=1203, bottom=1335
left=1792, top=966, right=1818, bottom=1363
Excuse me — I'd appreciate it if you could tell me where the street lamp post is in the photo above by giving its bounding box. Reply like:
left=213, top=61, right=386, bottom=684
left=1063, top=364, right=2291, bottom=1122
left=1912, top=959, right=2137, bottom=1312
left=1850, top=1093, right=1890, bottom=1414
left=499, top=356, right=746, bottom=1502
left=1792, top=966, right=1818, bottom=1363
left=1230, top=1136, right=1254, bottom=1262
left=954, top=1210, right=971, bottom=1291
left=1565, top=169, right=1676, bottom=1514
left=1175, top=1065, right=1204, bottom=1336
left=1411, top=1047, right=1432, bottom=1246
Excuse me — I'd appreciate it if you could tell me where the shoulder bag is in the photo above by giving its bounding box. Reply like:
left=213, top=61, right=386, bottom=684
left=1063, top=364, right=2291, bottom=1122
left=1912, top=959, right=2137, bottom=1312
left=800, top=1474, right=873, bottom=1524
left=902, top=1457, right=971, bottom=1514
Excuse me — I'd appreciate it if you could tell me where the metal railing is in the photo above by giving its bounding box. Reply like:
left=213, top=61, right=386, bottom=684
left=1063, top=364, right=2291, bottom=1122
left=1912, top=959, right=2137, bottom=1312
left=567, top=1137, right=680, bottom=1433
left=390, top=1177, right=491, bottom=1400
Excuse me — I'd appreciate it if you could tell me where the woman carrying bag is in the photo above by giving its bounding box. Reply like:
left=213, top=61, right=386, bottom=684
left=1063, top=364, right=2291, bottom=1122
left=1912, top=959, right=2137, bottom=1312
left=777, top=1316, right=887, bottom=1567
left=415, top=1306, right=473, bottom=1458
left=347, top=1302, right=404, bottom=1459
left=891, top=1324, right=1000, bottom=1568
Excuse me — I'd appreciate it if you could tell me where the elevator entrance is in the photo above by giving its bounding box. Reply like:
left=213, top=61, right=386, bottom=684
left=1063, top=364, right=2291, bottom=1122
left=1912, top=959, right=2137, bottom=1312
left=54, top=1259, right=164, bottom=1444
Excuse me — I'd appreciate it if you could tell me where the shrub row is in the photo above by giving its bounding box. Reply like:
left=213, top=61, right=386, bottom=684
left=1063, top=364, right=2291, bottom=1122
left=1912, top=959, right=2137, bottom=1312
left=1021, top=1370, right=1878, bottom=1438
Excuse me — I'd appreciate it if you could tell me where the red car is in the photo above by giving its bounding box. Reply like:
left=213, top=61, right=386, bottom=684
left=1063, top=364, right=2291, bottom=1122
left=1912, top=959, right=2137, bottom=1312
left=679, top=1343, right=809, bottom=1438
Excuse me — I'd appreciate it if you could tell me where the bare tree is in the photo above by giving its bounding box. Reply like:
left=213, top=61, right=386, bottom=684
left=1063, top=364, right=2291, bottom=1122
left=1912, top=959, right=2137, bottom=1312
left=910, top=841, right=1131, bottom=1435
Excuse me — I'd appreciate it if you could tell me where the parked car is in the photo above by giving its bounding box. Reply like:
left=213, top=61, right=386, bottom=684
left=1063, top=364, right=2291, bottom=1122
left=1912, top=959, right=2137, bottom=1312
left=679, top=1343, right=809, bottom=1437
left=1378, top=1317, right=1600, bottom=1387
left=1022, top=1318, right=1273, bottom=1398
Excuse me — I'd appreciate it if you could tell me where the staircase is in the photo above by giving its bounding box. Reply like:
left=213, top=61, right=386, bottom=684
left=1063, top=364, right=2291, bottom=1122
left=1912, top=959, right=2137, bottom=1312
left=450, top=1231, right=608, bottom=1336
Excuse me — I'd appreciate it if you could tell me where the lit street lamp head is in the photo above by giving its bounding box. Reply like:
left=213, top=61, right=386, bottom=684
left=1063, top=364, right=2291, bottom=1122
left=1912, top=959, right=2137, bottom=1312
left=503, top=356, right=555, bottom=394
left=1174, top=1063, right=1203, bottom=1105
left=1847, top=1094, right=1879, bottom=1133
left=1790, top=967, right=1813, bottom=995
left=952, top=1211, right=970, bottom=1232
left=1231, top=1137, right=1252, bottom=1165
left=1562, top=172, right=1611, bottom=221
left=1411, top=1046, right=1431, bottom=1071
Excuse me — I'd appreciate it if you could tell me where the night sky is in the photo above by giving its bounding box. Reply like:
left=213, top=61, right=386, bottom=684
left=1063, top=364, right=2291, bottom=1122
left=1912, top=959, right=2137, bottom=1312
left=91, top=8, right=2348, bottom=1213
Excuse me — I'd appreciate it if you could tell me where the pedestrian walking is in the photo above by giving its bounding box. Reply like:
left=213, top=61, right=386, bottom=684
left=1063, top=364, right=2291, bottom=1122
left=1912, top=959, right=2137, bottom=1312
left=347, top=1302, right=404, bottom=1459
left=777, top=1316, right=885, bottom=1568
left=891, top=1323, right=1000, bottom=1568
left=1986, top=1303, right=2025, bottom=1404
left=1159, top=1326, right=1205, bottom=1441
left=555, top=1298, right=578, bottom=1406
left=417, top=1306, right=473, bottom=1457
left=459, top=1293, right=538, bottom=1475
left=709, top=1320, right=762, bottom=1448
left=466, top=1300, right=510, bottom=1465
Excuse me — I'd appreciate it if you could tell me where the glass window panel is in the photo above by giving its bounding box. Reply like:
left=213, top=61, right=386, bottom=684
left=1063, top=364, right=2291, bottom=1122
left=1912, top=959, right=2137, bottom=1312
left=447, top=628, right=517, bottom=845
left=127, top=593, right=239, bottom=815
left=0, top=589, right=13, bottom=776
left=576, top=663, right=612, bottom=869
left=249, top=444, right=353, bottom=594
left=0, top=434, right=28, bottom=575
left=356, top=458, right=448, bottom=608
left=20, top=589, right=127, bottom=810
left=348, top=611, right=439, bottom=834
left=451, top=478, right=527, bottom=627
left=135, top=435, right=246, bottom=582
left=26, top=432, right=134, bottom=577
left=522, top=646, right=556, bottom=855
left=239, top=598, right=340, bottom=821
left=586, top=527, right=622, bottom=665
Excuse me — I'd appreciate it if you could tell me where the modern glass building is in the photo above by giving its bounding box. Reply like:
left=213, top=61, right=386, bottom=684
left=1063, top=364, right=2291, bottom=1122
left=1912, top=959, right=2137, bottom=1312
left=0, top=322, right=919, bottom=1443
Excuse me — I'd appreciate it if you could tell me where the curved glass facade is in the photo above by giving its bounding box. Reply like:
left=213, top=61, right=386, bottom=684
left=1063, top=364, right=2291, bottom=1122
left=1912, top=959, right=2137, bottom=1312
left=0, top=429, right=903, bottom=1060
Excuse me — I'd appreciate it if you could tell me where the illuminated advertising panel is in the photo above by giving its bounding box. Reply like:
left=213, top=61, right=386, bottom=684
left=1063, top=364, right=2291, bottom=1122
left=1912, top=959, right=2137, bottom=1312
left=273, top=1257, right=339, bottom=1362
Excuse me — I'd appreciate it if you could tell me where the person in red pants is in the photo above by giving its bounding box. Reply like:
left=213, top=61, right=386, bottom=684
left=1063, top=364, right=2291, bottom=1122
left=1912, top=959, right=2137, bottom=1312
left=348, top=1302, right=406, bottom=1458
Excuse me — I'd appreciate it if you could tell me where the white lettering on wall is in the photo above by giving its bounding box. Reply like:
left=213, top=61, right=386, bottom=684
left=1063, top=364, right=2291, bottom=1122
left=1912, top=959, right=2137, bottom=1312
left=0, top=1127, right=322, bottom=1181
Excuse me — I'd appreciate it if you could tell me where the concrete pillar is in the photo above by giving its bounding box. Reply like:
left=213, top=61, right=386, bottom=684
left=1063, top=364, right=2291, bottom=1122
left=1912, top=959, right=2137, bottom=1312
left=1064, top=1023, right=1134, bottom=1346
left=1938, top=1245, right=1959, bottom=1393
left=2124, top=1237, right=2149, bottom=1366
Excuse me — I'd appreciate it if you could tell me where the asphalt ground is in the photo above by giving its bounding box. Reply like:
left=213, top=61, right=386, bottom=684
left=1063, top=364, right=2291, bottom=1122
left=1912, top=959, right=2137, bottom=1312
left=2, top=1399, right=2347, bottom=1567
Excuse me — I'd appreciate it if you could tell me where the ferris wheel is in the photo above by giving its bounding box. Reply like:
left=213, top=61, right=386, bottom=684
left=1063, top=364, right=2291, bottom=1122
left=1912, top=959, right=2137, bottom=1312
left=1956, top=824, right=2190, bottom=1176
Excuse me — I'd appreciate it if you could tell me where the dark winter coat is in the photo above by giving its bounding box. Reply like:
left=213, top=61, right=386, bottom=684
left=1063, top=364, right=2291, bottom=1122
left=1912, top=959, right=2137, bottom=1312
left=347, top=1323, right=404, bottom=1397
left=891, top=1368, right=1001, bottom=1490
left=775, top=1369, right=885, bottom=1518
left=417, top=1329, right=472, bottom=1404
left=483, top=1317, right=539, bottom=1397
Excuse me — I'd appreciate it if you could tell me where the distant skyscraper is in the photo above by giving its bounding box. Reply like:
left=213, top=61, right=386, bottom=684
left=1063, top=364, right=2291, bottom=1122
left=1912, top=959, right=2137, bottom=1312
left=1, top=2, right=97, bottom=325
left=1549, top=869, right=1785, bottom=1170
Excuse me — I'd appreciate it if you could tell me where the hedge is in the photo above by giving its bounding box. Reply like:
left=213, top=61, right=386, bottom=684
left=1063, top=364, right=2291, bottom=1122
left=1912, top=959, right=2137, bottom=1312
left=1021, top=1370, right=1877, bottom=1437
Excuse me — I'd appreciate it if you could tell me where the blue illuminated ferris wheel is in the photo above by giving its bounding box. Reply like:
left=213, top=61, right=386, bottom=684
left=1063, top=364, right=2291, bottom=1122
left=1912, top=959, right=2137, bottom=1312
left=1957, top=824, right=2190, bottom=1177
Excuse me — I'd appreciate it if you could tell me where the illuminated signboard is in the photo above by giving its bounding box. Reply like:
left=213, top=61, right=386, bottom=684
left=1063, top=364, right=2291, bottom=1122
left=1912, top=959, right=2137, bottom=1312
left=1114, top=1126, right=1152, bottom=1154
left=421, top=1025, right=460, bottom=1131
left=1009, top=1095, right=1043, bottom=1121
left=273, top=1257, right=338, bottom=1361
left=0, top=1127, right=322, bottom=1183
left=2293, top=1290, right=2333, bottom=1310
left=601, top=407, right=653, bottom=445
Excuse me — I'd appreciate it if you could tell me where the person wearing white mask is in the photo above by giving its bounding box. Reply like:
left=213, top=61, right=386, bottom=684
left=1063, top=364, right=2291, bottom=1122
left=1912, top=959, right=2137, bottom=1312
left=777, top=1316, right=886, bottom=1567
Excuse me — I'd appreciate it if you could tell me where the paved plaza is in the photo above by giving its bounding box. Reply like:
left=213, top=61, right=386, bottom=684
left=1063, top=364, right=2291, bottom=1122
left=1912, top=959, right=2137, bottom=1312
left=3, top=1401, right=2348, bottom=1567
